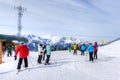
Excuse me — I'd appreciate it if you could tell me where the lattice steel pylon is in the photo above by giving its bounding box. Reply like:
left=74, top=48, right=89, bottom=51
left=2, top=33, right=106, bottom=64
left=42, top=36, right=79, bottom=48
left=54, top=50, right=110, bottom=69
left=15, top=5, right=26, bottom=36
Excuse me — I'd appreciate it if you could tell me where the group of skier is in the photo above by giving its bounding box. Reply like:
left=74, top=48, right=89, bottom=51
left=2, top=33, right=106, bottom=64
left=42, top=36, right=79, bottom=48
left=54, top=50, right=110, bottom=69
left=2, top=45, right=14, bottom=57
left=72, top=42, right=98, bottom=62
left=3, top=41, right=98, bottom=72
left=14, top=42, right=51, bottom=72
left=37, top=44, right=51, bottom=65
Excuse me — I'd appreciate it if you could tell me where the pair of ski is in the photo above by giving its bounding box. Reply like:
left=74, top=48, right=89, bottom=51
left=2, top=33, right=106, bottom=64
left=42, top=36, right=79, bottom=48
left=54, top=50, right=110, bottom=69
left=16, top=63, right=51, bottom=74
left=37, top=62, right=51, bottom=65
left=16, top=68, right=30, bottom=75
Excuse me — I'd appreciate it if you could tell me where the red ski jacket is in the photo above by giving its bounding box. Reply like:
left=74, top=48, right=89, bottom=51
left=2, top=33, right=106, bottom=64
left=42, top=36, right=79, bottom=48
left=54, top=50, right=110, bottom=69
left=15, top=44, right=29, bottom=58
left=94, top=44, right=98, bottom=53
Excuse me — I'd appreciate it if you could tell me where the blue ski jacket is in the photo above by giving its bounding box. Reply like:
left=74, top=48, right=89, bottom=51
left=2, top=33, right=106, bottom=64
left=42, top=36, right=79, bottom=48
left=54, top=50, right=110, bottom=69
left=81, top=45, right=86, bottom=51
left=46, top=44, right=51, bottom=55
left=87, top=45, right=94, bottom=53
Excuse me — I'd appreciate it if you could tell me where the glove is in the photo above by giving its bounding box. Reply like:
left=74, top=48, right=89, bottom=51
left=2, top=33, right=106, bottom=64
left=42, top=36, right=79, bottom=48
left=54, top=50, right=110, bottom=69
left=14, top=56, right=17, bottom=60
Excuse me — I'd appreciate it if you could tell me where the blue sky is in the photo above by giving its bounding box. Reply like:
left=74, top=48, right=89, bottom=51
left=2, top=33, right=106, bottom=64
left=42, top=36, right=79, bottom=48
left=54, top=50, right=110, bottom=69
left=0, top=0, right=120, bottom=42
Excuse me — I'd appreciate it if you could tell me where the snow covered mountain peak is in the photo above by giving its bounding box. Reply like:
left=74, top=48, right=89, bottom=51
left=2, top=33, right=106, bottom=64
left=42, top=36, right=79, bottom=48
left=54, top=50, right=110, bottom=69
left=25, top=34, right=82, bottom=45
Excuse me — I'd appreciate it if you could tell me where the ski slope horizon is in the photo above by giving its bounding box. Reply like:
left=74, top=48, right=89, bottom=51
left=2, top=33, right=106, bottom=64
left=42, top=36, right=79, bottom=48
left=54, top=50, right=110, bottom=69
left=0, top=40, right=120, bottom=80
left=26, top=34, right=120, bottom=43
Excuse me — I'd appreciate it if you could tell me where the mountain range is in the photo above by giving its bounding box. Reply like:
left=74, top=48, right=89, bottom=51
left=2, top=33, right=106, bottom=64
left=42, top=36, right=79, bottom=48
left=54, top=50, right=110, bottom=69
left=25, top=34, right=82, bottom=45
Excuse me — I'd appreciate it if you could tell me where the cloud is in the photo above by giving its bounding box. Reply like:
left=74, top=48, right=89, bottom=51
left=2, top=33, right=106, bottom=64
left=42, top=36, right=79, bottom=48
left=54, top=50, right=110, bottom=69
left=0, top=0, right=119, bottom=42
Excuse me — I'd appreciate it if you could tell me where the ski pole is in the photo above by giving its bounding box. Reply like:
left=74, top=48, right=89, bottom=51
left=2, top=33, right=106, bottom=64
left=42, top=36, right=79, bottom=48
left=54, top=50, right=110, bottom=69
left=28, top=56, right=35, bottom=67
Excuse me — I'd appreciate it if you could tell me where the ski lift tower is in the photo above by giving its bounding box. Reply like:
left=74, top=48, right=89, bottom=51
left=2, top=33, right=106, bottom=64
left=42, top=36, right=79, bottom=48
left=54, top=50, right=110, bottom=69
left=15, top=5, right=26, bottom=36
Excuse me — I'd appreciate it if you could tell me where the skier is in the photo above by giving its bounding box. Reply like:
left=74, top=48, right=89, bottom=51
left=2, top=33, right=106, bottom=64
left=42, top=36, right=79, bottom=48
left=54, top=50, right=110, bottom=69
left=14, top=42, right=29, bottom=72
left=68, top=46, right=72, bottom=52
left=42, top=44, right=46, bottom=61
left=45, top=44, right=51, bottom=65
left=7, top=45, right=13, bottom=57
left=37, top=44, right=43, bottom=64
left=81, top=44, right=86, bottom=55
left=72, top=43, right=78, bottom=55
left=14, top=45, right=18, bottom=53
left=87, top=43, right=94, bottom=62
left=93, top=42, right=98, bottom=59
left=2, top=46, right=6, bottom=57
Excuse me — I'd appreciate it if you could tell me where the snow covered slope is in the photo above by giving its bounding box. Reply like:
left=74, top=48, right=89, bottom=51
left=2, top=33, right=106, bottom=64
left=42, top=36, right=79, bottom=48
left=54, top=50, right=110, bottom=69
left=0, top=40, right=120, bottom=80
left=99, top=40, right=120, bottom=58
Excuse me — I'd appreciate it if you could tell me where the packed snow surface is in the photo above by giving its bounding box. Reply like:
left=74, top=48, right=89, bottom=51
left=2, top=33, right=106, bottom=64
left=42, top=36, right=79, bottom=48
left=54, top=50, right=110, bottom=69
left=0, top=40, right=120, bottom=80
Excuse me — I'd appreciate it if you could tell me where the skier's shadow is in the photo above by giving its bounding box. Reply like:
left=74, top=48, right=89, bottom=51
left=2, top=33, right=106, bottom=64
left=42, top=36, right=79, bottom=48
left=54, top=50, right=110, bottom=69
left=0, top=70, right=14, bottom=75
left=51, top=58, right=73, bottom=61
left=96, top=57, right=120, bottom=62
left=29, top=60, right=80, bottom=70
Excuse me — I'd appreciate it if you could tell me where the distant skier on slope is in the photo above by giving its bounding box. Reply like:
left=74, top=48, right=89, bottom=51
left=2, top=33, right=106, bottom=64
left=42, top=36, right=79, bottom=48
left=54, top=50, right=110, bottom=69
left=37, top=44, right=43, bottom=64
left=14, top=42, right=29, bottom=72
left=68, top=46, right=72, bottom=52
left=87, top=43, right=94, bottom=62
left=93, top=42, right=98, bottom=59
left=81, top=44, right=86, bottom=56
left=72, top=43, right=78, bottom=55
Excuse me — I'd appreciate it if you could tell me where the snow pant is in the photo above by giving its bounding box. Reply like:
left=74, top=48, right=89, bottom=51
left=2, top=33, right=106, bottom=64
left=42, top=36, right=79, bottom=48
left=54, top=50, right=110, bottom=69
left=17, top=57, right=28, bottom=69
left=43, top=52, right=46, bottom=61
left=89, top=52, right=94, bottom=62
left=81, top=50, right=85, bottom=55
left=7, top=51, right=12, bottom=57
left=37, top=55, right=42, bottom=63
left=45, top=55, right=50, bottom=64
left=73, top=50, right=77, bottom=55
left=94, top=52, right=98, bottom=59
